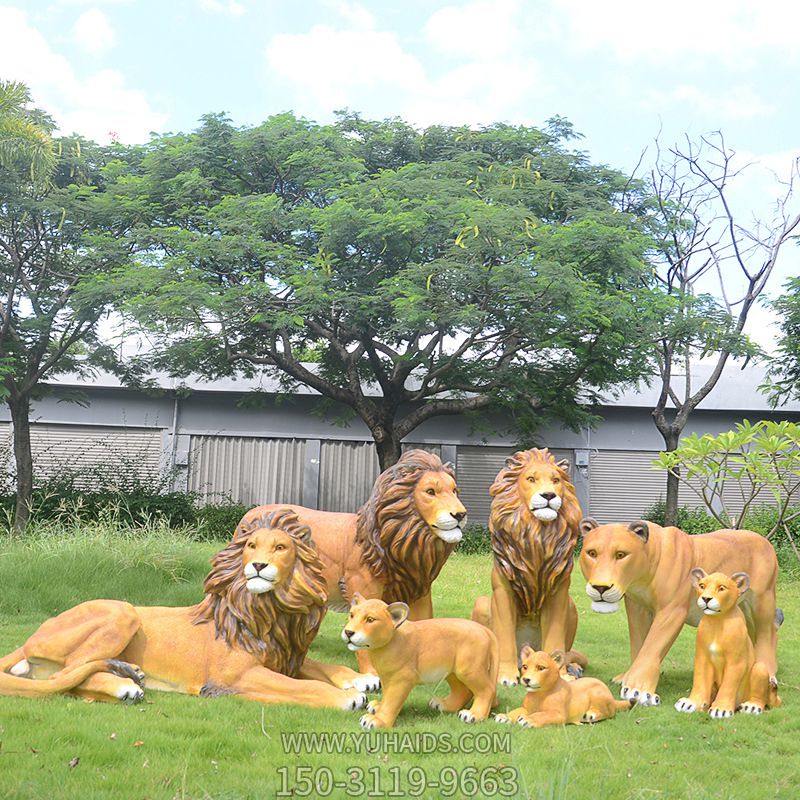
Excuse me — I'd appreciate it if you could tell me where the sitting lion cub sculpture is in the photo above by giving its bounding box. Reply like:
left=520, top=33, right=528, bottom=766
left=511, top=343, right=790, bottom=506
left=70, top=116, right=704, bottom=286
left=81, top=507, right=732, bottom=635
left=472, top=448, right=587, bottom=687
left=495, top=646, right=630, bottom=728
left=675, top=569, right=781, bottom=718
left=0, top=509, right=367, bottom=711
left=342, top=594, right=498, bottom=729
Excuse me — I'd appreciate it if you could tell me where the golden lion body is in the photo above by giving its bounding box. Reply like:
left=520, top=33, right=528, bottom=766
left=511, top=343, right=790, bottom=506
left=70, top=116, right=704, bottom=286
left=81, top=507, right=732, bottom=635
left=0, top=510, right=367, bottom=710
left=472, top=448, right=586, bottom=687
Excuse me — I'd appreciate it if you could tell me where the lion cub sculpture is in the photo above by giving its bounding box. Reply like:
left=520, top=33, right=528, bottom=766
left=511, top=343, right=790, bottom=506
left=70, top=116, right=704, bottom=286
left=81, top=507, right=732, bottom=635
left=675, top=569, right=781, bottom=718
left=495, top=646, right=630, bottom=728
left=342, top=594, right=498, bottom=729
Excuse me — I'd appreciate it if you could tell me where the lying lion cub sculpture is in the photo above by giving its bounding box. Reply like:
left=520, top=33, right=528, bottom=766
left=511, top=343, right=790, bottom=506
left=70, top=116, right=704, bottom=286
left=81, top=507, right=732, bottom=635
left=675, top=569, right=781, bottom=718
left=495, top=646, right=630, bottom=728
left=579, top=518, right=780, bottom=707
left=342, top=594, right=498, bottom=729
left=0, top=509, right=367, bottom=711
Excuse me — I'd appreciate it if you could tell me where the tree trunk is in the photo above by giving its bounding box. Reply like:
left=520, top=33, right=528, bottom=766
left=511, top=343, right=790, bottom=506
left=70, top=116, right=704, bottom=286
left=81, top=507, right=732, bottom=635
left=8, top=392, right=34, bottom=534
left=662, top=431, right=680, bottom=527
left=373, top=425, right=402, bottom=471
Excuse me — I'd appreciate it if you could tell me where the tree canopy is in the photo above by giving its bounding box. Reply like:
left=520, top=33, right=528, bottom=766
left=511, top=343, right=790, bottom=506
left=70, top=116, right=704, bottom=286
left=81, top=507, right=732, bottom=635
left=121, top=112, right=663, bottom=466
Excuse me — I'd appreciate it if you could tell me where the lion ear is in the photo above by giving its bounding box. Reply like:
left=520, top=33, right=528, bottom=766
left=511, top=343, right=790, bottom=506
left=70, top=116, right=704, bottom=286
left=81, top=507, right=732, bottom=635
left=505, top=452, right=522, bottom=469
left=519, top=642, right=535, bottom=660
left=549, top=650, right=566, bottom=667
left=387, top=602, right=409, bottom=628
left=628, top=520, right=649, bottom=543
left=731, top=572, right=750, bottom=595
left=556, top=458, right=570, bottom=473
left=690, top=567, right=707, bottom=589
left=579, top=517, right=599, bottom=536
left=350, top=592, right=365, bottom=607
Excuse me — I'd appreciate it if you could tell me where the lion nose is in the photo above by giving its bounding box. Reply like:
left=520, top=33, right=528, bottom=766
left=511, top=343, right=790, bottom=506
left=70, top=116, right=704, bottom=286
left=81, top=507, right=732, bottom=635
left=522, top=676, right=531, bottom=685
left=343, top=629, right=354, bottom=639
left=591, top=584, right=611, bottom=596
left=251, top=562, right=267, bottom=573
left=540, top=492, right=557, bottom=501
left=701, top=596, right=712, bottom=604
left=452, top=511, right=466, bottom=522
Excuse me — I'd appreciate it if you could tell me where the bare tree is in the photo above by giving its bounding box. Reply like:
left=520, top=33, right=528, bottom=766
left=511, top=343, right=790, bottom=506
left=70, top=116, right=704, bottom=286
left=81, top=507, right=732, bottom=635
left=647, top=132, right=800, bottom=525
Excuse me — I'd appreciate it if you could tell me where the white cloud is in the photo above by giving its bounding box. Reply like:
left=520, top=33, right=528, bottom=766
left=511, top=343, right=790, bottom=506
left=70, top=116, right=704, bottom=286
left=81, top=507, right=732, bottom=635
left=72, top=8, right=117, bottom=56
left=265, top=0, right=542, bottom=127
left=0, top=6, right=166, bottom=143
left=554, top=0, right=800, bottom=63
left=644, top=85, right=773, bottom=122
left=322, top=0, right=375, bottom=30
left=199, top=0, right=246, bottom=16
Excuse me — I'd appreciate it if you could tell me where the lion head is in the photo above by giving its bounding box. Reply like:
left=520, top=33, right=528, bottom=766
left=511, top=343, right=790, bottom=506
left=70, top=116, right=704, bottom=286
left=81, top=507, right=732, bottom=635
left=579, top=519, right=654, bottom=614
left=193, top=508, right=328, bottom=677
left=354, top=449, right=467, bottom=605
left=489, top=448, right=582, bottom=616
left=341, top=593, right=410, bottom=652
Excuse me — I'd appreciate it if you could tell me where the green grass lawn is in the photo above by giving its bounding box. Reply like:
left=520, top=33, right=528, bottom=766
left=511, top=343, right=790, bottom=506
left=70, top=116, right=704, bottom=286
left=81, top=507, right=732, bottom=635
left=0, top=527, right=799, bottom=800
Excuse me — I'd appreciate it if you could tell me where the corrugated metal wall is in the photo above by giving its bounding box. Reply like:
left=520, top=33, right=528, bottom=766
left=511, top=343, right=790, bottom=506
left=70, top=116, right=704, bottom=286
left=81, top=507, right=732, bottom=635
left=587, top=449, right=774, bottom=523
left=29, top=424, right=162, bottom=488
left=188, top=435, right=305, bottom=507
left=456, top=446, right=573, bottom=526
left=317, top=441, right=442, bottom=513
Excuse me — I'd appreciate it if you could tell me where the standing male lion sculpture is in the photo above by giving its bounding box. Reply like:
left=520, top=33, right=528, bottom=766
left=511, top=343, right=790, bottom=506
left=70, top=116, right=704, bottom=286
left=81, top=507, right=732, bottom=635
left=0, top=509, right=367, bottom=710
left=238, top=449, right=467, bottom=678
left=472, top=448, right=587, bottom=687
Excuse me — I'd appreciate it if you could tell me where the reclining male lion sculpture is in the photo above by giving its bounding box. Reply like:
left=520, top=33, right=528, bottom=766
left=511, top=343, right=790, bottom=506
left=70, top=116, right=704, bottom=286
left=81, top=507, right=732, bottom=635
left=0, top=509, right=367, bottom=710
left=239, top=449, right=467, bottom=677
left=579, top=518, right=780, bottom=707
left=472, top=448, right=587, bottom=687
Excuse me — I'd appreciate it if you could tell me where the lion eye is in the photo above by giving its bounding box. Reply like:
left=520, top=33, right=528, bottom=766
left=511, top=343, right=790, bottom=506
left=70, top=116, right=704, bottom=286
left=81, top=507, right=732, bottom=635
left=616, top=552, right=627, bottom=559
left=553, top=478, right=560, bottom=484
left=537, top=665, right=546, bottom=671
left=718, top=586, right=726, bottom=591
left=425, top=488, right=436, bottom=496
left=366, top=617, right=375, bottom=624
left=586, top=550, right=597, bottom=559
left=274, top=544, right=285, bottom=551
left=526, top=476, right=536, bottom=483
left=248, top=542, right=256, bottom=549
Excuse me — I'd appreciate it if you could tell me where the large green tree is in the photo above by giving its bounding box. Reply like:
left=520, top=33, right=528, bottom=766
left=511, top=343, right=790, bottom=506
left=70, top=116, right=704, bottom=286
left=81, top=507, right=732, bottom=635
left=124, top=113, right=662, bottom=468
left=0, top=87, right=142, bottom=531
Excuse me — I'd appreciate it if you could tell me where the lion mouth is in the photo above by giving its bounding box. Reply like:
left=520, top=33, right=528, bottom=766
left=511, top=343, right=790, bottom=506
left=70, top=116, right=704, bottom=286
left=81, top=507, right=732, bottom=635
left=246, top=577, right=274, bottom=594
left=433, top=525, right=463, bottom=544
left=590, top=600, right=620, bottom=614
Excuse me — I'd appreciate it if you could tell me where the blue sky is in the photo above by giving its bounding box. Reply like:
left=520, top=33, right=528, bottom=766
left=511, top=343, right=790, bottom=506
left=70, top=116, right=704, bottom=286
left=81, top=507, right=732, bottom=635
left=2, top=0, right=798, bottom=345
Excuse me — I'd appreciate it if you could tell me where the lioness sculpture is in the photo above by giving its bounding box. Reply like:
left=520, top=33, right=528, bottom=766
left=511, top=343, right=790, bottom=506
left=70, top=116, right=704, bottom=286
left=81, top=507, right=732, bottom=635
left=579, top=518, right=779, bottom=707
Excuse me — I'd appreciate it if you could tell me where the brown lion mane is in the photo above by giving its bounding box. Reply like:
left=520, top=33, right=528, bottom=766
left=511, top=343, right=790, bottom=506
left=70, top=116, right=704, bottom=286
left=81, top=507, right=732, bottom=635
left=193, top=508, right=328, bottom=677
left=354, top=449, right=457, bottom=605
left=489, top=448, right=582, bottom=617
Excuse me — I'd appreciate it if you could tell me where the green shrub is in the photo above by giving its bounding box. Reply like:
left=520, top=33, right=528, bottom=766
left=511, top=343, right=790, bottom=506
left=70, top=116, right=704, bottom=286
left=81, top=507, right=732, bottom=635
left=195, top=503, right=249, bottom=541
left=457, top=524, right=492, bottom=554
left=642, top=500, right=719, bottom=535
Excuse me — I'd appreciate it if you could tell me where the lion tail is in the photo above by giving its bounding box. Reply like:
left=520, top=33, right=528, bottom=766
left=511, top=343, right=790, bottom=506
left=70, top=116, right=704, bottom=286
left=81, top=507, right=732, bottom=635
left=0, top=659, right=116, bottom=699
left=775, top=608, right=785, bottom=629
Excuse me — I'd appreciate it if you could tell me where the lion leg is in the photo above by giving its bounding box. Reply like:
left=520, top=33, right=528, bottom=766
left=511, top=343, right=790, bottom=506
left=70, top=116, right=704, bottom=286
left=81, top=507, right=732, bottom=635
left=408, top=592, right=433, bottom=621
left=490, top=569, right=520, bottom=687
left=0, top=658, right=131, bottom=699
left=752, top=594, right=779, bottom=679
left=471, top=595, right=491, bottom=628
left=300, top=657, right=380, bottom=693
left=71, top=671, right=144, bottom=704
left=430, top=674, right=472, bottom=714
left=461, top=674, right=496, bottom=723
left=541, top=585, right=587, bottom=673
left=233, top=666, right=368, bottom=711
left=740, top=662, right=773, bottom=714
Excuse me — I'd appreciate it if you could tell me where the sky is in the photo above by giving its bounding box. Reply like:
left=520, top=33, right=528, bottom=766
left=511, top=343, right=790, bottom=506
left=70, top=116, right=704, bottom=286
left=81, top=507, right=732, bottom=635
left=1, top=0, right=798, bottom=346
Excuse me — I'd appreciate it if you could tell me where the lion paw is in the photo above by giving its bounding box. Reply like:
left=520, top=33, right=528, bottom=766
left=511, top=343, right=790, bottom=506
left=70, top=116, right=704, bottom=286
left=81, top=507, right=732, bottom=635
left=709, top=706, right=734, bottom=719
left=429, top=697, right=444, bottom=712
left=367, top=700, right=381, bottom=714
left=498, top=669, right=519, bottom=688
left=359, top=713, right=386, bottom=730
left=517, top=716, right=533, bottom=728
left=107, top=660, right=146, bottom=688
left=349, top=674, right=381, bottom=693
left=739, top=702, right=763, bottom=715
left=674, top=697, right=697, bottom=713
left=343, top=692, right=368, bottom=711
left=116, top=680, right=145, bottom=704
left=457, top=709, right=476, bottom=724
left=494, top=713, right=512, bottom=724
left=621, top=685, right=660, bottom=706
left=581, top=710, right=598, bottom=723
left=611, top=673, right=625, bottom=685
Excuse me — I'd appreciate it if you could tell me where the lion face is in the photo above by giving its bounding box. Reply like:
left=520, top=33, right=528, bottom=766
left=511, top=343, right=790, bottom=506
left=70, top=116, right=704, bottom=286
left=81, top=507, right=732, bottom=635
left=413, top=470, right=467, bottom=544
left=518, top=645, right=562, bottom=692
left=341, top=594, right=409, bottom=652
left=579, top=520, right=652, bottom=613
left=241, top=527, right=297, bottom=594
left=516, top=459, right=569, bottom=522
left=691, top=569, right=749, bottom=615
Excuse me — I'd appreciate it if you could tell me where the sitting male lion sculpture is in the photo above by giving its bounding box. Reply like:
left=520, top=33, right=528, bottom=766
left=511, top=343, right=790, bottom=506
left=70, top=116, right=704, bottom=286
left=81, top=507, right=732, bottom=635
left=472, top=448, right=587, bottom=687
left=0, top=509, right=367, bottom=710
left=239, top=449, right=467, bottom=678
left=579, top=518, right=780, bottom=707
